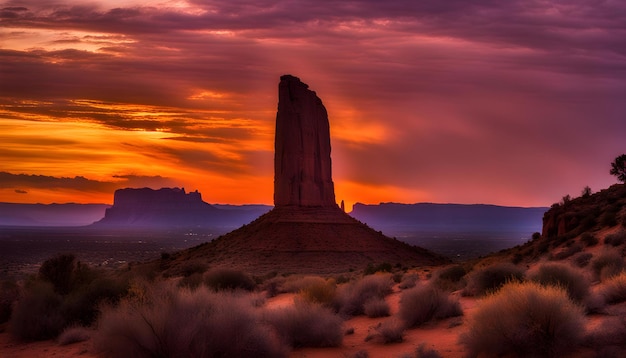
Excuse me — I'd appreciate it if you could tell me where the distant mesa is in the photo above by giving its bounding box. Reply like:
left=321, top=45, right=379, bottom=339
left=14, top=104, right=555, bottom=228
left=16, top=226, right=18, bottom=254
left=92, top=187, right=270, bottom=229
left=350, top=202, right=546, bottom=233
left=163, top=75, right=448, bottom=274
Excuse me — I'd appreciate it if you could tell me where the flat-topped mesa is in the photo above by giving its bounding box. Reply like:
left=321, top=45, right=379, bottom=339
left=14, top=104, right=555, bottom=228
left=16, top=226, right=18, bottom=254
left=274, top=74, right=336, bottom=207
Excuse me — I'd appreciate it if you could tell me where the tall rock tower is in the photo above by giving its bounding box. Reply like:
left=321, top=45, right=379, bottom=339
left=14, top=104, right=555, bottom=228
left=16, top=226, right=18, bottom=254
left=168, top=75, right=448, bottom=275
left=274, top=75, right=336, bottom=207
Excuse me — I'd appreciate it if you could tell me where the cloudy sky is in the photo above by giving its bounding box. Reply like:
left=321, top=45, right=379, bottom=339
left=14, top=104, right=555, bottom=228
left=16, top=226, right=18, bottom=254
left=1, top=0, right=624, bottom=209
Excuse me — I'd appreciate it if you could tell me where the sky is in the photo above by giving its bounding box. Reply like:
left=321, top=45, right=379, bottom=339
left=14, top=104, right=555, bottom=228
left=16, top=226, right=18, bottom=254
left=1, top=0, right=625, bottom=210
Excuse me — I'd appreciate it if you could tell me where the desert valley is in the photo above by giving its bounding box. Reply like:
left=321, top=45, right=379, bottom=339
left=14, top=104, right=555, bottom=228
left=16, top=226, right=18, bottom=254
left=1, top=75, right=625, bottom=358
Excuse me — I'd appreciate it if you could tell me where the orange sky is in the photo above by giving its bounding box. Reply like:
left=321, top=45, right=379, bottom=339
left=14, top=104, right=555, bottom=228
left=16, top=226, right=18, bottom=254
left=1, top=1, right=624, bottom=210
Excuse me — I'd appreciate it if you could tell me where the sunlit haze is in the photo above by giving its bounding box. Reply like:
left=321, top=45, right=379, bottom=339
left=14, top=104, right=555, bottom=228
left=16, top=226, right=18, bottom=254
left=1, top=0, right=624, bottom=210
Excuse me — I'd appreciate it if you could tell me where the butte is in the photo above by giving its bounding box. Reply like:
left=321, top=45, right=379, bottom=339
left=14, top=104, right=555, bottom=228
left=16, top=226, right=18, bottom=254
left=169, top=75, right=448, bottom=274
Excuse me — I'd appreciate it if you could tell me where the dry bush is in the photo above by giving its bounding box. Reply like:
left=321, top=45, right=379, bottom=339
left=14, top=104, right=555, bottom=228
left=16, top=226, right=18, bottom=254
left=581, top=233, right=599, bottom=247
left=333, top=274, right=394, bottom=316
left=398, top=284, right=462, bottom=328
left=584, top=316, right=626, bottom=354
left=203, top=268, right=256, bottom=291
left=293, top=276, right=337, bottom=306
left=0, top=279, right=20, bottom=324
left=599, top=273, right=626, bottom=304
left=460, top=281, right=585, bottom=357
left=591, top=250, right=624, bottom=281
left=9, top=281, right=65, bottom=341
left=94, top=284, right=287, bottom=358
left=463, top=263, right=525, bottom=296
left=263, top=298, right=343, bottom=348
left=529, top=262, right=590, bottom=304
left=350, top=350, right=369, bottom=358
left=62, top=276, right=128, bottom=326
left=57, top=325, right=91, bottom=345
left=414, top=343, right=443, bottom=358
left=363, top=297, right=390, bottom=318
left=398, top=273, right=419, bottom=289
left=572, top=252, right=593, bottom=268
left=177, top=272, right=203, bottom=290
left=604, top=230, right=626, bottom=247
left=551, top=242, right=583, bottom=260
left=431, top=265, right=467, bottom=291
left=364, top=318, right=405, bottom=344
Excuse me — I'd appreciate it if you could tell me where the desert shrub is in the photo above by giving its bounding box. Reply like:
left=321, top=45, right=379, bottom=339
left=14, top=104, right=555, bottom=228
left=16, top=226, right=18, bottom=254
left=529, top=263, right=590, bottom=304
left=398, top=273, right=419, bottom=289
left=364, top=318, right=405, bottom=344
left=363, top=297, right=390, bottom=318
left=95, top=285, right=288, bottom=358
left=263, top=299, right=343, bottom=348
left=0, top=279, right=20, bottom=323
left=203, top=268, right=256, bottom=291
left=584, top=316, right=626, bottom=353
left=294, top=276, right=337, bottom=306
left=261, top=276, right=287, bottom=297
left=177, top=272, right=204, bottom=290
left=600, top=207, right=619, bottom=227
left=463, top=263, right=525, bottom=296
left=350, top=350, right=369, bottom=358
left=551, top=242, right=583, bottom=260
left=38, top=254, right=78, bottom=295
left=62, top=276, right=128, bottom=326
left=178, top=260, right=208, bottom=277
left=333, top=274, right=394, bottom=316
left=398, top=284, right=462, bottom=328
left=581, top=232, right=599, bottom=247
left=599, top=273, right=626, bottom=304
left=572, top=252, right=593, bottom=268
left=604, top=230, right=626, bottom=247
left=413, top=343, right=443, bottom=358
left=364, top=262, right=393, bottom=275
left=591, top=250, right=624, bottom=280
left=9, top=281, right=66, bottom=341
left=57, top=325, right=91, bottom=345
left=432, top=265, right=466, bottom=291
left=460, top=281, right=585, bottom=357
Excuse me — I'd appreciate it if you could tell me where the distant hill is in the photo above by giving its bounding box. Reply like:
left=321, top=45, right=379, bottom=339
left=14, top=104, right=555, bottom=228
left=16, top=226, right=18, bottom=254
left=350, top=202, right=547, bottom=233
left=0, top=203, right=110, bottom=226
left=92, top=187, right=272, bottom=229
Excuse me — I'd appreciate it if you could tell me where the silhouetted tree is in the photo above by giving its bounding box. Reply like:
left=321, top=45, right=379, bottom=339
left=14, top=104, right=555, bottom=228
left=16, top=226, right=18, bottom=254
left=581, top=186, right=592, bottom=198
left=610, top=154, right=626, bottom=183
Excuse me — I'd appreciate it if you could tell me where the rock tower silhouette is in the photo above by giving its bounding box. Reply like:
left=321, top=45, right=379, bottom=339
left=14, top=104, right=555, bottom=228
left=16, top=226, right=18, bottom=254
left=167, top=76, right=447, bottom=274
left=274, top=75, right=336, bottom=207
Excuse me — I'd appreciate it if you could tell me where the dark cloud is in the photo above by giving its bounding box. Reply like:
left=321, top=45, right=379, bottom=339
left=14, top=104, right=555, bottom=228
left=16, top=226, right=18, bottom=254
left=0, top=171, right=178, bottom=193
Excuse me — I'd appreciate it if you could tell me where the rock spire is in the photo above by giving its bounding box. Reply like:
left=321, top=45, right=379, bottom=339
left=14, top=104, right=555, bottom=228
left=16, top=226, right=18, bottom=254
left=274, top=75, right=336, bottom=207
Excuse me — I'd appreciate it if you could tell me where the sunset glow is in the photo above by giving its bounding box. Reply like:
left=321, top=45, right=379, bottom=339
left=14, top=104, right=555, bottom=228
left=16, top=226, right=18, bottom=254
left=1, top=0, right=624, bottom=209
